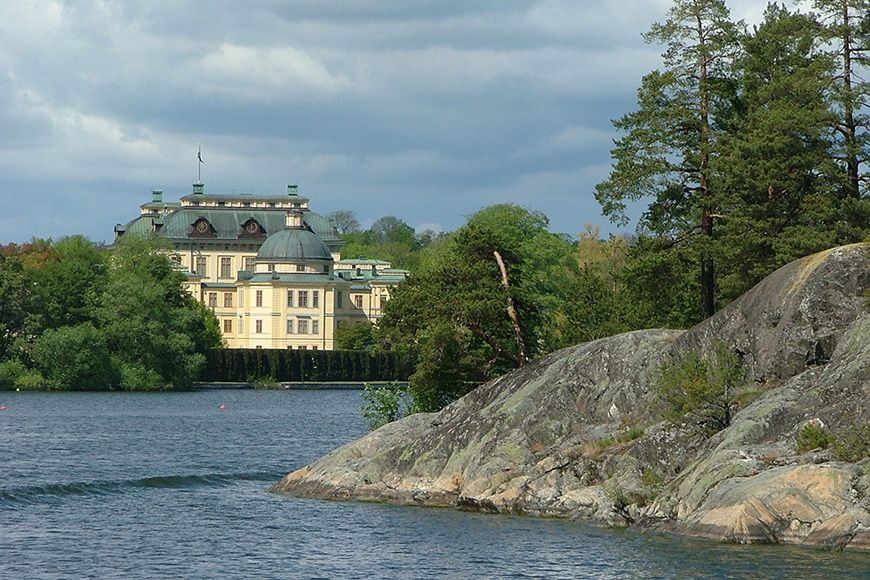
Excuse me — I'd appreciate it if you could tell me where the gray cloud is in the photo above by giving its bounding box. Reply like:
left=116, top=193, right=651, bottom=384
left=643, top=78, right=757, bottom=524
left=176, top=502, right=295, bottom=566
left=0, top=0, right=769, bottom=243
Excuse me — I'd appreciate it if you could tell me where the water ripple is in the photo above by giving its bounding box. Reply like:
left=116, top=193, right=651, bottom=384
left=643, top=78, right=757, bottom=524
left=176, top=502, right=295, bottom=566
left=0, top=471, right=282, bottom=506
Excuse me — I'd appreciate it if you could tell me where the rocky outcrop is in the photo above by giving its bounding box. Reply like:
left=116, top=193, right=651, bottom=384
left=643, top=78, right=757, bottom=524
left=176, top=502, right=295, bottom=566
left=273, top=244, right=870, bottom=551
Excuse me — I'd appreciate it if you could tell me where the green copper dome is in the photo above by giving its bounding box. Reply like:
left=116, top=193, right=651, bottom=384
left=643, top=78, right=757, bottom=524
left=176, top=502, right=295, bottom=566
left=256, top=228, right=333, bottom=262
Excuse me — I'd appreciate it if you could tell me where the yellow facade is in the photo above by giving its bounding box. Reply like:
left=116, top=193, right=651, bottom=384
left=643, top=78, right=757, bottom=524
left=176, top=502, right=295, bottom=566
left=115, top=184, right=406, bottom=350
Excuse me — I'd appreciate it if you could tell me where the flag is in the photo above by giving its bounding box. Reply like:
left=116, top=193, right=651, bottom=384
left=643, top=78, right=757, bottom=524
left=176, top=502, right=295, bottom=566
left=198, top=145, right=204, bottom=164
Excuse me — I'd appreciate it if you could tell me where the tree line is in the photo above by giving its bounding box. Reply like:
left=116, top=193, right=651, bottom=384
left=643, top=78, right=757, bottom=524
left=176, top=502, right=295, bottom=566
left=0, top=236, right=221, bottom=390
left=354, top=0, right=870, bottom=414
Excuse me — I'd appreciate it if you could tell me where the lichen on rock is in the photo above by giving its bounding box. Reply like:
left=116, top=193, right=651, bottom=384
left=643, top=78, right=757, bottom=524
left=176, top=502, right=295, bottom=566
left=272, top=244, right=870, bottom=551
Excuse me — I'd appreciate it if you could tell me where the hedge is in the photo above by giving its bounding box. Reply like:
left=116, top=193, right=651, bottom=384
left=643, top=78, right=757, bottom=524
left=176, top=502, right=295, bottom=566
left=202, top=349, right=415, bottom=383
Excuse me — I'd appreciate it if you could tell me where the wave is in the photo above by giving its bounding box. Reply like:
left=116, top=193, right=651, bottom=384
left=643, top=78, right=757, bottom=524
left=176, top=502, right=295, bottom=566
left=0, top=470, right=283, bottom=506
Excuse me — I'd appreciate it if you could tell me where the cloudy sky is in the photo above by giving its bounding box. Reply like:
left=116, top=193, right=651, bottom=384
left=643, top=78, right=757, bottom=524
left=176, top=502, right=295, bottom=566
left=0, top=0, right=771, bottom=243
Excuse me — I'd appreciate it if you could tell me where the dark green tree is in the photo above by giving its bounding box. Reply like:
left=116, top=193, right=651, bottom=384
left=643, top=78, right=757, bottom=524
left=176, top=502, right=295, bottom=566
left=31, top=323, right=115, bottom=390
left=596, top=0, right=741, bottom=320
left=813, top=0, right=870, bottom=200
left=714, top=4, right=868, bottom=299
left=0, top=252, right=33, bottom=360
left=379, top=204, right=578, bottom=411
left=334, top=321, right=376, bottom=351
left=95, top=236, right=221, bottom=389
left=28, top=236, right=107, bottom=332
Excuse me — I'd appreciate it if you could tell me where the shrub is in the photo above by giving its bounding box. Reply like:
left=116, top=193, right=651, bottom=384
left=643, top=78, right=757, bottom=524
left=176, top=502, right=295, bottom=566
left=0, top=359, right=27, bottom=390
left=831, top=422, right=870, bottom=462
left=14, top=370, right=45, bottom=390
left=360, top=382, right=414, bottom=430
left=653, top=342, right=744, bottom=434
left=796, top=422, right=832, bottom=452
left=118, top=361, right=165, bottom=391
left=31, top=323, right=116, bottom=390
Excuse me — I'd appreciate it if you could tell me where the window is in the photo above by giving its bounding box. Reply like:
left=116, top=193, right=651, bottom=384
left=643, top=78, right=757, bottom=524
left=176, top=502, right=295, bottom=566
left=299, top=345, right=307, bottom=351
left=255, top=290, right=263, bottom=307
left=208, top=292, right=217, bottom=308
left=255, top=320, right=263, bottom=333
left=298, top=290, right=308, bottom=308
left=297, top=318, right=309, bottom=334
left=223, top=319, right=232, bottom=333
left=267, top=264, right=275, bottom=272
left=336, top=291, right=343, bottom=309
left=287, top=290, right=294, bottom=307
left=354, top=294, right=363, bottom=309
left=312, top=346, right=318, bottom=351
left=312, top=290, right=319, bottom=308
left=286, top=319, right=294, bottom=334
left=244, top=257, right=255, bottom=271
left=224, top=293, right=233, bottom=308
left=195, top=256, right=207, bottom=277
left=312, top=319, right=319, bottom=335
left=220, top=256, right=232, bottom=278
left=323, top=265, right=329, bottom=273
left=296, top=264, right=305, bottom=272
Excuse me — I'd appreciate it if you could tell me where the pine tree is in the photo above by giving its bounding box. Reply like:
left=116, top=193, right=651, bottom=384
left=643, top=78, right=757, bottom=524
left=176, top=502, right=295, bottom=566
left=715, top=5, right=846, bottom=299
left=595, top=0, right=741, bottom=319
left=813, top=0, right=870, bottom=200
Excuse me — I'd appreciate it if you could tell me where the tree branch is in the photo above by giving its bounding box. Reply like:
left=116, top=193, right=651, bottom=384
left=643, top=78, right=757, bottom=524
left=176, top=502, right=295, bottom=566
left=493, top=250, right=527, bottom=367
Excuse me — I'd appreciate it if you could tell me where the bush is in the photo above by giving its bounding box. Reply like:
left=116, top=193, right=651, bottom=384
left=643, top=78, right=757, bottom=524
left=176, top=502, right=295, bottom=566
left=653, top=342, right=744, bottom=434
left=118, top=361, right=165, bottom=391
left=0, top=359, right=27, bottom=390
left=831, top=422, right=870, bottom=462
left=796, top=422, right=832, bottom=452
left=360, top=382, right=414, bottom=430
left=14, top=370, right=45, bottom=390
left=31, top=323, right=116, bottom=390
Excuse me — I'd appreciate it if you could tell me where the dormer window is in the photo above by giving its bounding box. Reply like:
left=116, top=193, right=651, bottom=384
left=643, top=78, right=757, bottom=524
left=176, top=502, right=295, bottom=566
left=190, top=218, right=216, bottom=238
left=240, top=218, right=266, bottom=239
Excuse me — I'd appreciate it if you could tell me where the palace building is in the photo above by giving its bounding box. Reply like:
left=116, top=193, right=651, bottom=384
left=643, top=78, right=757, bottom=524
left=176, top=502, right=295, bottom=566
left=114, top=182, right=407, bottom=349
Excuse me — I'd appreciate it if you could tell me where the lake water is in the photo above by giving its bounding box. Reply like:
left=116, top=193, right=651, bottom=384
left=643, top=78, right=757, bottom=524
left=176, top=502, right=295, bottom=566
left=1, top=390, right=867, bottom=579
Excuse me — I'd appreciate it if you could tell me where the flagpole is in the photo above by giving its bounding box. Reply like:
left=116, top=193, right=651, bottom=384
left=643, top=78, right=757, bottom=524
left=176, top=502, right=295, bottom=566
left=197, top=144, right=202, bottom=182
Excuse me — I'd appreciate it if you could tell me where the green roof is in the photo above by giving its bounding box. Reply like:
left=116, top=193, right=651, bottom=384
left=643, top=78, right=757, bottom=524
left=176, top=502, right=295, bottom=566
left=257, top=228, right=333, bottom=262
left=118, top=208, right=341, bottom=246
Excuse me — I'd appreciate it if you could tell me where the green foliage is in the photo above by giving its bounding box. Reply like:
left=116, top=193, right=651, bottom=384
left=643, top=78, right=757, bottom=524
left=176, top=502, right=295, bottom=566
left=596, top=0, right=869, bottom=324
left=31, top=323, right=116, bottom=390
left=831, top=422, right=870, bottom=462
left=117, top=361, right=165, bottom=391
left=334, top=321, right=375, bottom=352
left=379, top=204, right=589, bottom=411
left=0, top=251, right=35, bottom=360
left=796, top=422, right=833, bottom=452
left=654, top=342, right=745, bottom=433
left=360, top=382, right=414, bottom=430
left=95, top=235, right=221, bottom=389
left=0, top=234, right=221, bottom=390
left=0, top=359, right=27, bottom=390
left=408, top=322, right=487, bottom=412
left=338, top=213, right=427, bottom=271
left=14, top=370, right=45, bottom=390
